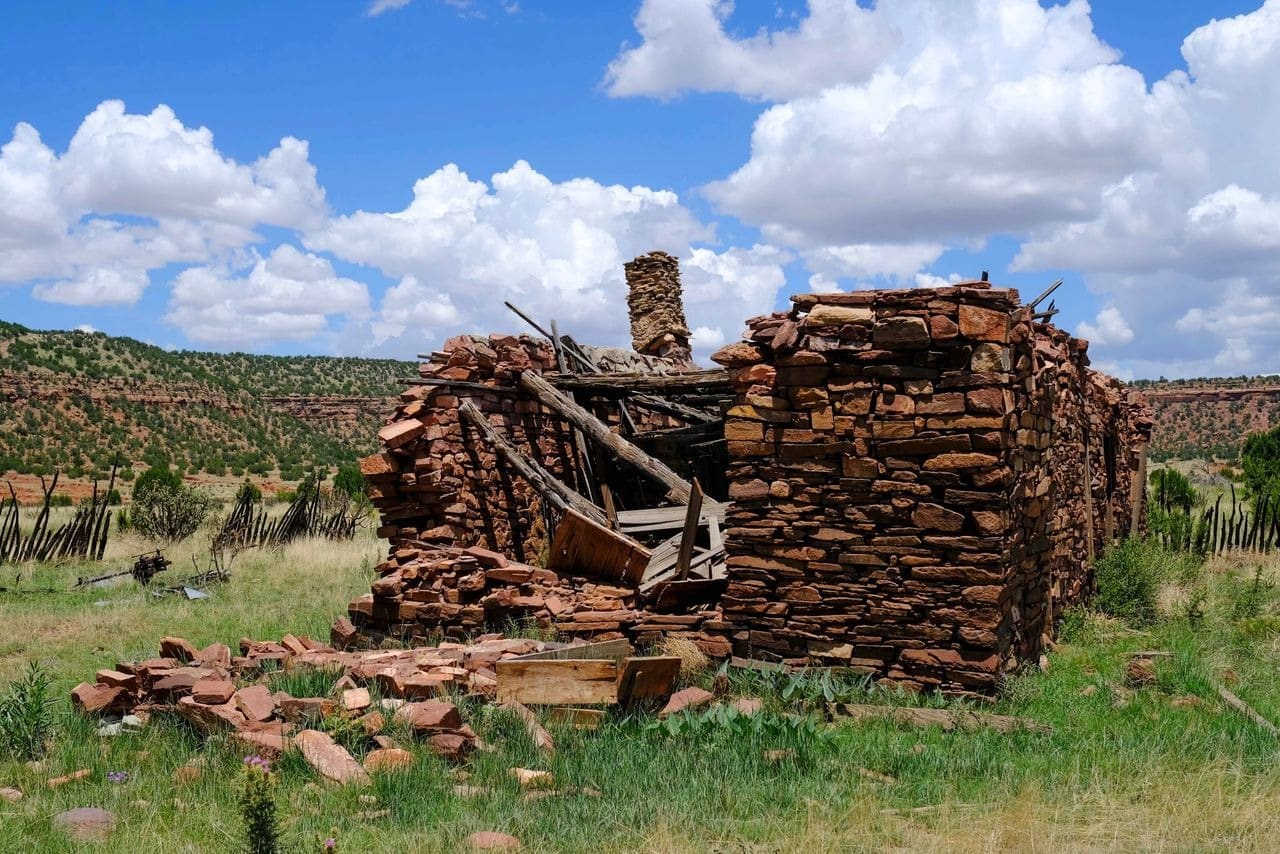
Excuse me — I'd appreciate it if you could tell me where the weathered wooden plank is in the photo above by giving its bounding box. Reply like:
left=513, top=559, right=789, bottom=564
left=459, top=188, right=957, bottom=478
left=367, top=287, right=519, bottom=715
left=547, top=370, right=732, bottom=394
left=504, top=700, right=555, bottom=754
left=616, top=656, right=682, bottom=706
left=519, top=371, right=696, bottom=503
left=676, top=479, right=705, bottom=581
left=495, top=659, right=619, bottom=705
left=546, top=707, right=606, bottom=730
left=617, top=503, right=726, bottom=531
left=547, top=508, right=651, bottom=584
left=514, top=639, right=632, bottom=662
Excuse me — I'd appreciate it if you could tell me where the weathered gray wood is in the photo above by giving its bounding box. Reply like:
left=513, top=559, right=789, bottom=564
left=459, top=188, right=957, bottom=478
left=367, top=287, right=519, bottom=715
left=1217, top=685, right=1279, bottom=736
left=676, top=479, right=705, bottom=581
left=547, top=370, right=732, bottom=394
left=458, top=401, right=609, bottom=527
left=518, top=371, right=695, bottom=504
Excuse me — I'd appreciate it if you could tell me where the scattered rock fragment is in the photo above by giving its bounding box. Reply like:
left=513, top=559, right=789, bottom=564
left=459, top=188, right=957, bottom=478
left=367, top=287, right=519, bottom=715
left=294, top=730, right=371, bottom=786
left=47, top=769, right=91, bottom=789
left=0, top=787, right=23, bottom=803
left=1125, top=657, right=1157, bottom=688
left=364, top=748, right=415, bottom=774
left=52, top=807, right=116, bottom=841
left=466, top=831, right=522, bottom=850
left=659, top=687, right=714, bottom=717
left=510, top=768, right=554, bottom=789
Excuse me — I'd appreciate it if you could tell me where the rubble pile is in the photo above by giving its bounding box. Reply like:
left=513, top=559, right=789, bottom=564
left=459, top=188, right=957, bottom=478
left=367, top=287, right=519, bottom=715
left=349, top=543, right=729, bottom=657
left=69, top=632, right=556, bottom=763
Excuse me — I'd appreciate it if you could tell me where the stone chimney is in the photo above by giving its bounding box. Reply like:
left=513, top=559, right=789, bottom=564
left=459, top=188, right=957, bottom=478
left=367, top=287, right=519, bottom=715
left=624, top=251, right=694, bottom=367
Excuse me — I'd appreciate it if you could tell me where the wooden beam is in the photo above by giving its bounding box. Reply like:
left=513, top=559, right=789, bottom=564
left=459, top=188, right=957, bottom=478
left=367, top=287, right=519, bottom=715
left=400, top=377, right=518, bottom=394
left=626, top=394, right=718, bottom=424
left=547, top=370, right=732, bottom=394
left=458, top=401, right=609, bottom=527
left=518, top=371, right=696, bottom=504
left=676, top=479, right=705, bottom=581
left=1217, top=684, right=1279, bottom=736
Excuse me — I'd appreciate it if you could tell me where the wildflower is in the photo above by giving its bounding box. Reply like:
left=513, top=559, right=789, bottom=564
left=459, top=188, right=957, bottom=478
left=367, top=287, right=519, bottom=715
left=323, top=839, right=337, bottom=850
left=243, top=755, right=271, bottom=772
left=107, top=770, right=129, bottom=784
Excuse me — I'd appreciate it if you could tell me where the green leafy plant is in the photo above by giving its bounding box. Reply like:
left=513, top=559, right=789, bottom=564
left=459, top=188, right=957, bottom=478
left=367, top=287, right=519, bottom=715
left=0, top=662, right=57, bottom=761
left=647, top=704, right=826, bottom=757
left=1094, top=538, right=1163, bottom=625
left=130, top=483, right=214, bottom=542
left=133, top=466, right=183, bottom=500
left=333, top=463, right=366, bottom=498
left=1225, top=566, right=1277, bottom=622
left=239, top=756, right=282, bottom=854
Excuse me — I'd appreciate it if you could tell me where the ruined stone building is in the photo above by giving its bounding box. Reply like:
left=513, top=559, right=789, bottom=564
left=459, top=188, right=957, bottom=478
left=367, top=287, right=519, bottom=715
left=352, top=252, right=1152, bottom=695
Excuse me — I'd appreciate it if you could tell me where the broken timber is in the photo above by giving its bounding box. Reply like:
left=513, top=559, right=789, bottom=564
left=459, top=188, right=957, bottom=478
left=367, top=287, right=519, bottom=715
left=458, top=401, right=609, bottom=528
left=547, top=370, right=732, bottom=394
left=518, top=371, right=696, bottom=504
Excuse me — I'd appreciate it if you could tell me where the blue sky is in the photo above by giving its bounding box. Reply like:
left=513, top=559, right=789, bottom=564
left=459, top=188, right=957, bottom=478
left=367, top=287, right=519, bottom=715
left=1, top=1, right=1277, bottom=379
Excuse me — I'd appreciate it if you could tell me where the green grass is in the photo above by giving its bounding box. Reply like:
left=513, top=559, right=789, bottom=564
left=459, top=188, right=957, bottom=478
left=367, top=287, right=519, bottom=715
left=2, top=538, right=1280, bottom=851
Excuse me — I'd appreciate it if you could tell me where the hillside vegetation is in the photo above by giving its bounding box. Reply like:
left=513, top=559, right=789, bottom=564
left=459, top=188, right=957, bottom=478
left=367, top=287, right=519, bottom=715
left=0, top=320, right=415, bottom=486
left=1134, top=375, right=1280, bottom=462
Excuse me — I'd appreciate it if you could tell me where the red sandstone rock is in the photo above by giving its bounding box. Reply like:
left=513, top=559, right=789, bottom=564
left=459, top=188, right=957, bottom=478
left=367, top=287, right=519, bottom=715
left=659, top=687, right=715, bottom=717
left=295, top=729, right=371, bottom=786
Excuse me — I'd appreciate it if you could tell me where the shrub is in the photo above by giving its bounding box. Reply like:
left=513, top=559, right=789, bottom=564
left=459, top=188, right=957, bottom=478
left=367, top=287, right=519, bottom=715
left=333, top=462, right=365, bottom=498
left=133, top=466, right=182, bottom=500
left=0, top=662, right=56, bottom=761
left=49, top=494, right=73, bottom=507
left=130, top=484, right=214, bottom=542
left=1241, top=425, right=1280, bottom=500
left=1093, top=538, right=1163, bottom=625
left=236, top=479, right=263, bottom=504
left=1224, top=565, right=1277, bottom=622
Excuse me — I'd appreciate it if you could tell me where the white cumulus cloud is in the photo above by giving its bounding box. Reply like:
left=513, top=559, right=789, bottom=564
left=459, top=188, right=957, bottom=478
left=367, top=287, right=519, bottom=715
left=308, top=160, right=788, bottom=354
left=165, top=245, right=369, bottom=348
left=0, top=100, right=326, bottom=307
left=608, top=0, right=1280, bottom=375
left=1076, top=304, right=1134, bottom=346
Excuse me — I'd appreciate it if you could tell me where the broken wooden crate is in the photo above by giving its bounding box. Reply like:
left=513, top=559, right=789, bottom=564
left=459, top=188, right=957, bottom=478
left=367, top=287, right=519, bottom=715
left=495, top=639, right=680, bottom=707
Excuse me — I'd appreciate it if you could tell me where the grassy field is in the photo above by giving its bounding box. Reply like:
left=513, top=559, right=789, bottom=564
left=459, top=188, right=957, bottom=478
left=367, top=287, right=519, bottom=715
left=1, top=530, right=1279, bottom=852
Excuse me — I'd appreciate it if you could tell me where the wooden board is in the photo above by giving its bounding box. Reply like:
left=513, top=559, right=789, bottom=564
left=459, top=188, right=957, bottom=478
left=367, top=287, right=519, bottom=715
left=548, top=508, right=651, bottom=584
left=496, top=659, right=620, bottom=705
left=514, top=639, right=632, bottom=662
left=616, top=656, right=682, bottom=706
left=617, top=503, right=726, bottom=534
left=546, top=707, right=607, bottom=730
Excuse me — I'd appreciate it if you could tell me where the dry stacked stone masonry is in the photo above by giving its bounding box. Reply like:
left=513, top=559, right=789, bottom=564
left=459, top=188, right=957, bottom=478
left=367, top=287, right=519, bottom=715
left=711, top=284, right=1150, bottom=692
left=357, top=256, right=1150, bottom=694
left=624, top=251, right=695, bottom=368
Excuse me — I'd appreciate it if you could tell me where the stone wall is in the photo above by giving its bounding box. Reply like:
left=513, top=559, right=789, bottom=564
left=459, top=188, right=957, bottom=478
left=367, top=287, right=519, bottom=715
left=708, top=285, right=1150, bottom=694
left=361, top=334, right=576, bottom=565
left=360, top=267, right=1150, bottom=695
